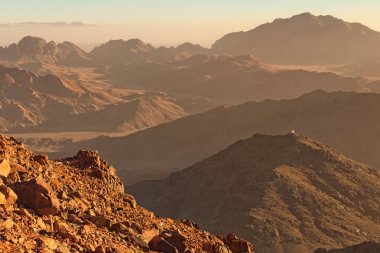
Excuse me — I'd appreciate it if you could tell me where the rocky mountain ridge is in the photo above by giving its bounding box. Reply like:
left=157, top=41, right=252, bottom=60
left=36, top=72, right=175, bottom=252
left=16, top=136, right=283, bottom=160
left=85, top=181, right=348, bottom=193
left=128, top=133, right=380, bottom=253
left=52, top=90, right=380, bottom=185
left=0, top=134, right=254, bottom=252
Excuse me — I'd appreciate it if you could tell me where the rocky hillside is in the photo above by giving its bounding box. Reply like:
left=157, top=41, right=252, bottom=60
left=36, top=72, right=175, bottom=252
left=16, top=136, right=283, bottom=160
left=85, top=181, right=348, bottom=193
left=0, top=65, right=207, bottom=133
left=26, top=95, right=189, bottom=133
left=0, top=65, right=85, bottom=131
left=0, top=135, right=254, bottom=252
left=315, top=242, right=380, bottom=253
left=128, top=133, right=380, bottom=253
left=109, top=54, right=373, bottom=104
left=212, top=13, right=380, bottom=65
left=0, top=36, right=91, bottom=67
left=53, top=90, right=380, bottom=184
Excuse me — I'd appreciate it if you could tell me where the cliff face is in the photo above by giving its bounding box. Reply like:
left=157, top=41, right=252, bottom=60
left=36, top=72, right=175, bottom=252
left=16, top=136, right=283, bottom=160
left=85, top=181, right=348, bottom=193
left=0, top=135, right=254, bottom=253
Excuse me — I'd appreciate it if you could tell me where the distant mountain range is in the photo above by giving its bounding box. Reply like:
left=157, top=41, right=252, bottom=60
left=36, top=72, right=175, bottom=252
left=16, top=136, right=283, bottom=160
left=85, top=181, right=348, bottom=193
left=331, top=57, right=380, bottom=78
left=50, top=90, right=380, bottom=185
left=5, top=12, right=380, bottom=68
left=128, top=133, right=380, bottom=253
left=212, top=13, right=380, bottom=65
left=0, top=36, right=210, bottom=69
left=90, top=39, right=209, bottom=65
left=0, top=36, right=91, bottom=67
left=108, top=54, right=378, bottom=104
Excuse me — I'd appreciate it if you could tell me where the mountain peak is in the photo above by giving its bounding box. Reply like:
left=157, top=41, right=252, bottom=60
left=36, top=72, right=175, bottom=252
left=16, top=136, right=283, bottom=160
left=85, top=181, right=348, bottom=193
left=276, top=12, right=316, bottom=22
left=0, top=36, right=90, bottom=66
left=128, top=133, right=380, bottom=253
left=17, top=36, right=47, bottom=55
left=95, top=39, right=154, bottom=51
left=212, top=13, right=380, bottom=64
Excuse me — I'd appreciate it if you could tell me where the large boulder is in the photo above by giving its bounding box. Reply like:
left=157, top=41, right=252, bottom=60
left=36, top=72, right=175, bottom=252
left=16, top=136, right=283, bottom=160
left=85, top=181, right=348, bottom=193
left=13, top=177, right=60, bottom=215
left=221, top=234, right=253, bottom=253
left=149, top=230, right=187, bottom=253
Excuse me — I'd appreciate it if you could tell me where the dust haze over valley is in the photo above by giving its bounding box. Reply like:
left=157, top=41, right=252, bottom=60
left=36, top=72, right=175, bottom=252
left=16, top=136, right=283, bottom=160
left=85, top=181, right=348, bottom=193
left=1, top=1, right=380, bottom=252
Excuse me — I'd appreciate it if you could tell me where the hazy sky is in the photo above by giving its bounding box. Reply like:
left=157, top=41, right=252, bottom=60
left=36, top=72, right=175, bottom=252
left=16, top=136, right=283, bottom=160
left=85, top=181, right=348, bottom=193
left=1, top=0, right=380, bottom=50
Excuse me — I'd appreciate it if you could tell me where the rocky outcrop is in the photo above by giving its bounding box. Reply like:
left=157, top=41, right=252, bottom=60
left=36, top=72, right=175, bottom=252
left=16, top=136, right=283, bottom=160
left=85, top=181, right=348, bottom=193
left=13, top=177, right=60, bottom=215
left=0, top=134, right=254, bottom=252
left=221, top=234, right=254, bottom=253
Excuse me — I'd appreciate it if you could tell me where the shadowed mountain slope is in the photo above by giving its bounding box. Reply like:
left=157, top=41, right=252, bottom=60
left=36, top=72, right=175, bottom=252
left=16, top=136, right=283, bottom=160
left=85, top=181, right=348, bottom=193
left=52, top=90, right=380, bottom=184
left=128, top=133, right=380, bottom=253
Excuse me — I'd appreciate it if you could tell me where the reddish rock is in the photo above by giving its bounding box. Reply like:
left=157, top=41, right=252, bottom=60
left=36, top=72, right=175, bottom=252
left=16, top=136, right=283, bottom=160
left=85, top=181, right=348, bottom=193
left=53, top=221, right=78, bottom=241
left=10, top=164, right=28, bottom=173
left=221, top=234, right=253, bottom=253
left=0, top=184, right=17, bottom=208
left=67, top=150, right=101, bottom=169
left=33, top=154, right=49, bottom=166
left=0, top=218, right=14, bottom=230
left=88, top=215, right=111, bottom=228
left=95, top=245, right=106, bottom=253
left=0, top=135, right=247, bottom=252
left=149, top=230, right=188, bottom=253
left=203, top=242, right=231, bottom=253
left=0, top=159, right=11, bottom=178
left=149, top=235, right=179, bottom=253
left=13, top=177, right=60, bottom=215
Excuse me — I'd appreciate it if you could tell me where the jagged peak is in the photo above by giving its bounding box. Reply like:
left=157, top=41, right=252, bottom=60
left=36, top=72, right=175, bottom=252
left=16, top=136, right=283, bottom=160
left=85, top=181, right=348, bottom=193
left=94, top=38, right=154, bottom=50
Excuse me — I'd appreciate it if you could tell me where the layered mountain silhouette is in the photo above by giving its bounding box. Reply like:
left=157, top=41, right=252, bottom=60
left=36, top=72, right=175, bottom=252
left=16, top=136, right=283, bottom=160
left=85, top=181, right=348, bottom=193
left=0, top=36, right=210, bottom=71
left=89, top=39, right=209, bottom=65
left=0, top=36, right=91, bottom=66
left=331, top=57, right=380, bottom=78
left=128, top=133, right=380, bottom=253
left=52, top=90, right=380, bottom=184
left=109, top=54, right=376, bottom=104
left=212, top=13, right=380, bottom=64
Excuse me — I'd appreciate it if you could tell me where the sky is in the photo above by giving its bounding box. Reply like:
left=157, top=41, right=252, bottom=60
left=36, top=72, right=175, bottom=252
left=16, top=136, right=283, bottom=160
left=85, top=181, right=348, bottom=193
left=1, top=0, right=380, bottom=50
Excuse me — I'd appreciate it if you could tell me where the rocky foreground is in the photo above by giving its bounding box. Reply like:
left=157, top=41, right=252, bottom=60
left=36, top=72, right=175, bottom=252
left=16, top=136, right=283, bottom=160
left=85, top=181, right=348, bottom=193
left=0, top=135, right=253, bottom=253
